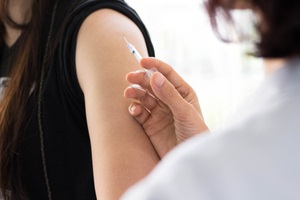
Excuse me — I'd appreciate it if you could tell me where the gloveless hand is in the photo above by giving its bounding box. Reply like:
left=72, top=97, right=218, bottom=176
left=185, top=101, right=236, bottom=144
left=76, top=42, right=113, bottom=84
left=124, top=57, right=209, bottom=158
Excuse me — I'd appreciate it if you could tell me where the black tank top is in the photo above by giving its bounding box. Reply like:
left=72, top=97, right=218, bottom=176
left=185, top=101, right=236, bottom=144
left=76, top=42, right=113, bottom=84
left=1, top=0, right=155, bottom=199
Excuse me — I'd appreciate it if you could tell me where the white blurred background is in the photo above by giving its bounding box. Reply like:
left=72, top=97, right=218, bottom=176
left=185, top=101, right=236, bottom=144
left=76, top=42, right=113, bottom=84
left=126, top=0, right=264, bottom=130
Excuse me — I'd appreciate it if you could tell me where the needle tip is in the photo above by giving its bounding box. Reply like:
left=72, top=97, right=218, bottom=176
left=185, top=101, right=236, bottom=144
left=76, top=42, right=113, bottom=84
left=123, top=36, right=129, bottom=44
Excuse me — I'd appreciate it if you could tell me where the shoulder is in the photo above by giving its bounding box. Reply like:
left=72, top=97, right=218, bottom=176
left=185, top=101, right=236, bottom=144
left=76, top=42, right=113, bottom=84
left=58, top=0, right=147, bottom=50
left=77, top=7, right=146, bottom=55
left=75, top=7, right=149, bottom=92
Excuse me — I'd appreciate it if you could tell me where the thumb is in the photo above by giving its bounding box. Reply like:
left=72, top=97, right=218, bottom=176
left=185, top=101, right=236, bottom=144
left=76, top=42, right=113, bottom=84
left=150, top=72, right=189, bottom=116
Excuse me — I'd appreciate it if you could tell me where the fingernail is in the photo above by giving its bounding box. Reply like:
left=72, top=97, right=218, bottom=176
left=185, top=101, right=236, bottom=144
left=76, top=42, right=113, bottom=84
left=130, top=84, right=143, bottom=90
left=153, top=73, right=165, bottom=87
left=130, top=84, right=147, bottom=94
left=131, top=70, right=146, bottom=74
left=129, top=104, right=136, bottom=113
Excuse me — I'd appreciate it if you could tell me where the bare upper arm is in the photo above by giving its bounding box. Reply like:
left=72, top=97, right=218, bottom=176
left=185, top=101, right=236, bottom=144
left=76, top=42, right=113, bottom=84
left=75, top=9, right=159, bottom=199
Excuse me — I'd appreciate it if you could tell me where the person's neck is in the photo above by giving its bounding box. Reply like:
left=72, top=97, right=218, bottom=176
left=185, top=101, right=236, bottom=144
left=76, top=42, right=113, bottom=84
left=263, top=58, right=287, bottom=77
left=3, top=0, right=32, bottom=47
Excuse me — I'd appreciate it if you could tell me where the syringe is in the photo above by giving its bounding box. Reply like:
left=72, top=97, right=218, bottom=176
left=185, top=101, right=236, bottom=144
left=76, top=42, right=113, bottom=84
left=123, top=37, right=157, bottom=79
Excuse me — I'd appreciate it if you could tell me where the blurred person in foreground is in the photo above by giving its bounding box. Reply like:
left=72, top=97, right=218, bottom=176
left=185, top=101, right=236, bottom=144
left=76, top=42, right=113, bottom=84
left=122, top=0, right=300, bottom=199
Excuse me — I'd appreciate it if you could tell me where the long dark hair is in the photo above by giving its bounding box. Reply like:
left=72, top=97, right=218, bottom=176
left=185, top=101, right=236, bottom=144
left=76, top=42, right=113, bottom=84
left=206, top=0, right=300, bottom=58
left=0, top=0, right=48, bottom=199
left=0, top=0, right=76, bottom=199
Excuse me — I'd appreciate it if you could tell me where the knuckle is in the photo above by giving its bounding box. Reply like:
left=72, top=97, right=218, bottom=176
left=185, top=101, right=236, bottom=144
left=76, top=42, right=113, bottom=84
left=178, top=85, right=196, bottom=99
left=166, top=85, right=178, bottom=99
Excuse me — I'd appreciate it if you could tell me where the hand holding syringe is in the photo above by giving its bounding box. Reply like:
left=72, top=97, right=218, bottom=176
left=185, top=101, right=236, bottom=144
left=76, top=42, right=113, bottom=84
left=123, top=37, right=157, bottom=79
